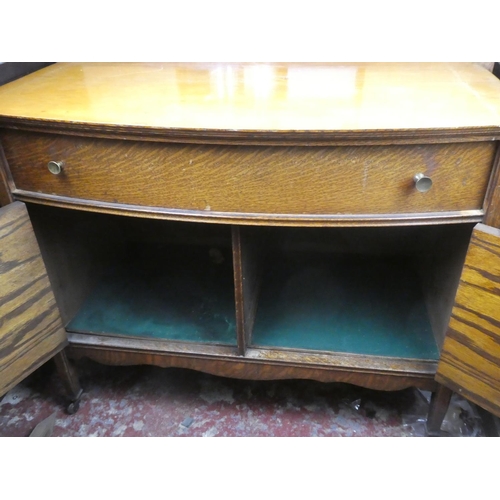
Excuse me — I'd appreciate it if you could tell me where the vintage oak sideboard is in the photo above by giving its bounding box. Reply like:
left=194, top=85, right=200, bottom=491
left=1, top=63, right=500, bottom=432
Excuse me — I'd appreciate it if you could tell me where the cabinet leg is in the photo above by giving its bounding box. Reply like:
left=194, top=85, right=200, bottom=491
left=53, top=349, right=83, bottom=414
left=427, top=385, right=453, bottom=436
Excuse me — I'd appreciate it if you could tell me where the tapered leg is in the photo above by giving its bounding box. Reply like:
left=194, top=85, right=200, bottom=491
left=53, top=349, right=83, bottom=414
left=427, top=385, right=453, bottom=436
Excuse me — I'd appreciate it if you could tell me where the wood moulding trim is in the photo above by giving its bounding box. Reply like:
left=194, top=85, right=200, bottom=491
left=231, top=227, right=247, bottom=356
left=0, top=118, right=500, bottom=146
left=68, top=331, right=240, bottom=357
left=67, top=339, right=438, bottom=392
left=67, top=332, right=437, bottom=376
left=245, top=347, right=438, bottom=375
left=12, top=190, right=485, bottom=227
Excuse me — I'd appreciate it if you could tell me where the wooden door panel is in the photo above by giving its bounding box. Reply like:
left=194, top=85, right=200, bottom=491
left=0, top=202, right=67, bottom=396
left=436, top=223, right=500, bottom=416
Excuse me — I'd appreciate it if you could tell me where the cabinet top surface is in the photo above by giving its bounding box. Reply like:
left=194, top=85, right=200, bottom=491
left=0, top=62, right=500, bottom=136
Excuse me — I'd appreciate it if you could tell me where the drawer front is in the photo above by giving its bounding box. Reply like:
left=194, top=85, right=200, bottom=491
left=1, top=131, right=495, bottom=216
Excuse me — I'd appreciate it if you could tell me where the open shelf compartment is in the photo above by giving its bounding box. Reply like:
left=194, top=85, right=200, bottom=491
left=252, top=251, right=438, bottom=358
left=236, top=225, right=473, bottom=361
left=67, top=243, right=237, bottom=344
left=28, top=205, right=238, bottom=346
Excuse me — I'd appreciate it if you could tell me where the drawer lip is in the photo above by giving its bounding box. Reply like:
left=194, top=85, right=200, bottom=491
left=1, top=118, right=500, bottom=146
left=12, top=189, right=485, bottom=227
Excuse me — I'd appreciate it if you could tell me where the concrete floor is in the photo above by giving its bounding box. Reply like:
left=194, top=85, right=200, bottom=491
left=0, top=357, right=491, bottom=437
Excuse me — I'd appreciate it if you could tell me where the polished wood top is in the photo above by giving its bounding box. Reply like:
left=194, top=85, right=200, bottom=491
left=0, top=63, right=500, bottom=139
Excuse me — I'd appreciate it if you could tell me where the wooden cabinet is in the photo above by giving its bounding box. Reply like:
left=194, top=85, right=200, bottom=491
left=1, top=62, right=500, bottom=431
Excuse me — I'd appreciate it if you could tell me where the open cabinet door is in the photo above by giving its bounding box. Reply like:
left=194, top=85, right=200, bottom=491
left=0, top=201, right=67, bottom=397
left=436, top=223, right=500, bottom=416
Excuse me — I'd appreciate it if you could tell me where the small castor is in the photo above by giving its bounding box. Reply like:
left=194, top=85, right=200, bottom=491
left=65, top=388, right=83, bottom=415
left=66, top=400, right=80, bottom=415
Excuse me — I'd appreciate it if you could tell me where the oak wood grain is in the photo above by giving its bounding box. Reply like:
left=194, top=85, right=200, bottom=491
left=0, top=63, right=499, bottom=143
left=0, top=202, right=67, bottom=396
left=1, top=131, right=495, bottom=219
left=436, top=224, right=500, bottom=416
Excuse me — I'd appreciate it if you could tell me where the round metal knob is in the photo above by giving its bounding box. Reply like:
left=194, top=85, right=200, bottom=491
left=413, top=173, right=432, bottom=193
left=47, top=161, right=63, bottom=175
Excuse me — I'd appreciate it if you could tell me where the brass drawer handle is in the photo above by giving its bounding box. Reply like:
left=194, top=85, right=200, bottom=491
left=413, top=173, right=432, bottom=193
left=47, top=161, right=64, bottom=175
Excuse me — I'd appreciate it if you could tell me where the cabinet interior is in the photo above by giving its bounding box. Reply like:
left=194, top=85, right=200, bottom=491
left=27, top=203, right=473, bottom=361
left=238, top=225, right=472, bottom=360
left=27, top=204, right=237, bottom=346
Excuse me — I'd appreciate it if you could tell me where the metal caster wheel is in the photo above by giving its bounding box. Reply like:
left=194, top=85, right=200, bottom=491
left=67, top=400, right=80, bottom=415
left=65, top=388, right=83, bottom=415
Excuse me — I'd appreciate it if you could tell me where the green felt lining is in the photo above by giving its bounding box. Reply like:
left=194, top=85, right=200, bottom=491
left=68, top=245, right=237, bottom=345
left=251, top=252, right=439, bottom=360
left=68, top=243, right=439, bottom=360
